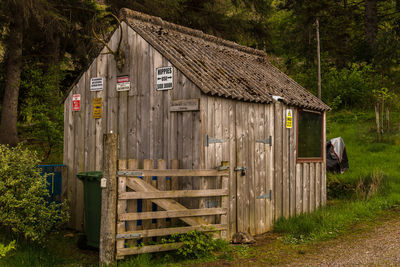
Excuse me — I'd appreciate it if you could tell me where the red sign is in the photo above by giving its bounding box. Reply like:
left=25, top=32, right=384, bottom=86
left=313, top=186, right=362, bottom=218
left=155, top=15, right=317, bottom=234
left=72, top=94, right=81, bottom=111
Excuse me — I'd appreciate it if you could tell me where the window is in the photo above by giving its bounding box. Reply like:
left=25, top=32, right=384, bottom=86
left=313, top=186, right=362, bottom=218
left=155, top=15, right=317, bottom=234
left=297, top=110, right=323, bottom=161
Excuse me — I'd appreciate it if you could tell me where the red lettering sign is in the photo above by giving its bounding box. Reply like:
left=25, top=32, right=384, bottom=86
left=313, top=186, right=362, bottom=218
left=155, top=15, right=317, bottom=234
left=72, top=94, right=81, bottom=111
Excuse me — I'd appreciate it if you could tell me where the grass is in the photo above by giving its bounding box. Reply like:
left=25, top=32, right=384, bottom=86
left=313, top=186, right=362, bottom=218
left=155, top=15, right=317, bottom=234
left=274, top=110, right=400, bottom=243
left=0, top=231, right=97, bottom=267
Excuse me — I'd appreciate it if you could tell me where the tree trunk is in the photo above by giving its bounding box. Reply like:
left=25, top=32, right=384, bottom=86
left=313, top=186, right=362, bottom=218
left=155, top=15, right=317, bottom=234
left=365, top=0, right=378, bottom=58
left=375, top=104, right=380, bottom=142
left=0, top=15, right=23, bottom=146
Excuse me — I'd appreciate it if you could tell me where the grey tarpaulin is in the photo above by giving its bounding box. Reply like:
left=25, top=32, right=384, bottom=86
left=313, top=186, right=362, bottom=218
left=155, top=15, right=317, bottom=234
left=326, top=137, right=349, bottom=173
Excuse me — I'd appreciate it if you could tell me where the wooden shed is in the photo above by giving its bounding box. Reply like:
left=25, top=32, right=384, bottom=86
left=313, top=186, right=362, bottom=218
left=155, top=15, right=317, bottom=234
left=63, top=8, right=330, bottom=238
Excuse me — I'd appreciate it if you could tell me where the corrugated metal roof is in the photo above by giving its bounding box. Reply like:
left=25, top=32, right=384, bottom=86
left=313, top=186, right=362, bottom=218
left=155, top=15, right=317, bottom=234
left=120, top=8, right=330, bottom=111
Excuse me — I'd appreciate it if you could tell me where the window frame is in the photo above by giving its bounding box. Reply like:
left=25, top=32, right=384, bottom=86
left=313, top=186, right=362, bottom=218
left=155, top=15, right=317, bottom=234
left=296, top=109, right=324, bottom=163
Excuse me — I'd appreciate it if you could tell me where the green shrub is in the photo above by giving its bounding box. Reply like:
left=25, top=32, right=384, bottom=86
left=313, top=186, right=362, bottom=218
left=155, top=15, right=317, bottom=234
left=162, top=230, right=229, bottom=259
left=0, top=145, right=69, bottom=243
left=0, top=241, right=15, bottom=259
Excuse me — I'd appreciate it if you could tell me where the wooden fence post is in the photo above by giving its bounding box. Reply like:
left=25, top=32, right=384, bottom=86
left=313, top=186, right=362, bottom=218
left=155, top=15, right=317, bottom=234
left=220, top=161, right=229, bottom=240
left=100, top=133, right=118, bottom=266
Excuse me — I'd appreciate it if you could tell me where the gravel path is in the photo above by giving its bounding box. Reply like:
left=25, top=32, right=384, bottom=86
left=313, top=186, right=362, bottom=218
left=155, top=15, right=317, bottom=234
left=288, top=211, right=400, bottom=266
left=194, top=209, right=400, bottom=266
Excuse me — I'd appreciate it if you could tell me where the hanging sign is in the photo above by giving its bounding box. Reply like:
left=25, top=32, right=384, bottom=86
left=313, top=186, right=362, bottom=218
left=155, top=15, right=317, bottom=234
left=116, top=75, right=130, bottom=91
left=156, top=66, right=173, bottom=90
left=90, top=77, right=103, bottom=91
left=286, top=109, right=293, bottom=129
left=72, top=94, right=81, bottom=111
left=93, top=98, right=102, bottom=119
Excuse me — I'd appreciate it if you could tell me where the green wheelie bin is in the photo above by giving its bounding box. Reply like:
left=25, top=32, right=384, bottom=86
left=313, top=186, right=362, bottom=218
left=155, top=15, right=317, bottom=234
left=77, top=171, right=102, bottom=248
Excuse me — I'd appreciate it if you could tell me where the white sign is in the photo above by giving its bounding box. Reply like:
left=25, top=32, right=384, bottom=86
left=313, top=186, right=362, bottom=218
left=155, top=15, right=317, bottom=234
left=116, top=76, right=130, bottom=91
left=90, top=77, right=103, bottom=91
left=156, top=66, right=173, bottom=90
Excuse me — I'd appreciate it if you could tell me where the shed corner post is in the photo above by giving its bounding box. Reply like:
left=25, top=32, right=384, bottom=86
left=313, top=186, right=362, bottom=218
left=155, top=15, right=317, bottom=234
left=100, top=133, right=118, bottom=266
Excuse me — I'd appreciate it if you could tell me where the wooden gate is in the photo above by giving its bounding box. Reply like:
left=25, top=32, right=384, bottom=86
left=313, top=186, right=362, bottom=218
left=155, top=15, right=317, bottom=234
left=99, top=133, right=230, bottom=264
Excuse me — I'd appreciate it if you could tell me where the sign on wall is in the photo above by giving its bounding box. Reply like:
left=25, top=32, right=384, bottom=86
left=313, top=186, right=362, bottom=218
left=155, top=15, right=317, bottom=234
left=286, top=109, right=293, bottom=129
left=90, top=77, right=103, bottom=91
left=156, top=66, right=173, bottom=90
left=93, top=98, right=102, bottom=119
left=72, top=94, right=81, bottom=111
left=116, top=75, right=130, bottom=91
left=170, top=99, right=200, bottom=112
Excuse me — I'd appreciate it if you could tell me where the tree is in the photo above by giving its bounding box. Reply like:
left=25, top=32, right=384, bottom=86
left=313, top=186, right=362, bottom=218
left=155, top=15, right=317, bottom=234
left=0, top=2, right=23, bottom=146
left=0, top=0, right=102, bottom=146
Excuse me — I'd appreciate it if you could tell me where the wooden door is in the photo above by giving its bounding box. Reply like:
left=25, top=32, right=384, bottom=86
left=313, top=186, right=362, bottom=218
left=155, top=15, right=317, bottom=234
left=235, top=103, right=274, bottom=235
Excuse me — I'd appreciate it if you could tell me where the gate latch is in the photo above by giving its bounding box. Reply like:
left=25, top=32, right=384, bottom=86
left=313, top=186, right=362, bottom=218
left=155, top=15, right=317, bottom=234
left=234, top=166, right=246, bottom=176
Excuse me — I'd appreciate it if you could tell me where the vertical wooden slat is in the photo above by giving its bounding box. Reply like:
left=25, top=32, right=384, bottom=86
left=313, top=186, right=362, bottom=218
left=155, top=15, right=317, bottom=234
left=163, top=58, right=172, bottom=163
left=309, top=163, right=315, bottom=212
left=295, top=163, right=302, bottom=215
left=302, top=163, right=309, bottom=213
left=148, top=46, right=155, bottom=161
left=117, top=160, right=127, bottom=254
left=214, top=97, right=222, bottom=221
left=274, top=102, right=283, bottom=220
left=220, top=161, right=229, bottom=240
left=127, top=28, right=138, bottom=160
left=126, top=159, right=138, bottom=246
left=289, top=107, right=296, bottom=217
left=248, top=104, right=255, bottom=234
left=228, top=99, right=236, bottom=237
left=170, top=159, right=179, bottom=226
left=138, top=35, right=150, bottom=162
left=243, top=103, right=250, bottom=233
left=267, top=104, right=274, bottom=228
left=142, top=159, right=153, bottom=242
left=206, top=96, right=215, bottom=222
left=282, top=105, right=289, bottom=219
left=199, top=95, right=208, bottom=222
left=235, top=101, right=244, bottom=232
left=315, top=162, right=321, bottom=209
left=157, top=159, right=167, bottom=231
left=96, top=53, right=107, bottom=171
left=255, top=104, right=265, bottom=234
left=106, top=27, right=119, bottom=134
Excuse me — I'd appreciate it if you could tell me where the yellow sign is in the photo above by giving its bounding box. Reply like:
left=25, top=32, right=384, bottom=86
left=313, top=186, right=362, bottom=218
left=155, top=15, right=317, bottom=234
left=93, top=98, right=102, bottom=119
left=286, top=109, right=293, bottom=129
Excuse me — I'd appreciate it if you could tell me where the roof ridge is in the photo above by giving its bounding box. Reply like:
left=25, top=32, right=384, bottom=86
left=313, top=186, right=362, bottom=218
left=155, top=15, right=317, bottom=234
left=119, top=8, right=266, bottom=57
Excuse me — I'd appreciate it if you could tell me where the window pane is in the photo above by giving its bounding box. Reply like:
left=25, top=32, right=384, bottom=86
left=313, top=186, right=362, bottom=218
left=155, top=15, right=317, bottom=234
left=298, top=111, right=322, bottom=158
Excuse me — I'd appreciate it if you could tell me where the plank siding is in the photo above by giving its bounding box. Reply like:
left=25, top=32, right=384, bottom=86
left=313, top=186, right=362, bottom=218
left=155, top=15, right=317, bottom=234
left=64, top=21, right=327, bottom=236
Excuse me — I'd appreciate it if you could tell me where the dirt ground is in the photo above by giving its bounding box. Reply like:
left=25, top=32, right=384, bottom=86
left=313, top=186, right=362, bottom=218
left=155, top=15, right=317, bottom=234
left=195, top=207, right=400, bottom=266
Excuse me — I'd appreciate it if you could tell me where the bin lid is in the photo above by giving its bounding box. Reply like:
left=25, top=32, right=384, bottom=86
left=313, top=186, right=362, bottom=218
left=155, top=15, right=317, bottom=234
left=77, top=171, right=103, bottom=181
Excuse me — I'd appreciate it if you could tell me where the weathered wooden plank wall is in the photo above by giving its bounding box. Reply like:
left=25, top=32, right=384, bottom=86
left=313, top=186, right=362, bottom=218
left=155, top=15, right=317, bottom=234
left=273, top=102, right=326, bottom=219
left=64, top=22, right=202, bottom=230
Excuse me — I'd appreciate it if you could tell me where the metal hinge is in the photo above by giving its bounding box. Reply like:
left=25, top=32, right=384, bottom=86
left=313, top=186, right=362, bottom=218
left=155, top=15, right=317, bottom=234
left=116, top=233, right=142, bottom=239
left=256, top=136, right=272, bottom=146
left=205, top=134, right=226, bottom=147
left=256, top=190, right=272, bottom=200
